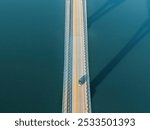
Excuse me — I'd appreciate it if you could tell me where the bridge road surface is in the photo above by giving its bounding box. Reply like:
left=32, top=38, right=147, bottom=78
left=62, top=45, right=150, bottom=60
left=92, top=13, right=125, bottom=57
left=62, top=0, right=91, bottom=113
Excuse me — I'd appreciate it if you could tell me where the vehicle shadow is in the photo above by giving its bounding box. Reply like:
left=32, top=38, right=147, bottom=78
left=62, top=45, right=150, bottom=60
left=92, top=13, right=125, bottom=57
left=88, top=0, right=125, bottom=28
left=90, top=0, right=150, bottom=98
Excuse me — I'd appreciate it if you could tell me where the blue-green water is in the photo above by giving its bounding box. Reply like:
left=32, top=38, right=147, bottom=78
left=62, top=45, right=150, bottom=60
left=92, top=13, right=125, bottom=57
left=0, top=0, right=150, bottom=112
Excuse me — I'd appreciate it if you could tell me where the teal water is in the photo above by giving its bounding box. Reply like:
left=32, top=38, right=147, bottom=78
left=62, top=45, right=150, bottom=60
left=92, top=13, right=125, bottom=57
left=0, top=0, right=150, bottom=112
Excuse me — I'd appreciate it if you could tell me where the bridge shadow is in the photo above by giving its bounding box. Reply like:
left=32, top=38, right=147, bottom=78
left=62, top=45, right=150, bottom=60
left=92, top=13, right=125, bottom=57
left=88, top=0, right=126, bottom=28
left=90, top=0, right=150, bottom=98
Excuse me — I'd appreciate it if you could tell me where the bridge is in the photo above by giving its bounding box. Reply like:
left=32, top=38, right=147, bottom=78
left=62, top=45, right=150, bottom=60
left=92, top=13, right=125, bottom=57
left=62, top=0, right=91, bottom=113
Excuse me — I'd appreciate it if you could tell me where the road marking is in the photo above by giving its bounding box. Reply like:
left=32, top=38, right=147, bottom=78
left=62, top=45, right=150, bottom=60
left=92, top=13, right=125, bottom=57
left=75, top=0, right=79, bottom=113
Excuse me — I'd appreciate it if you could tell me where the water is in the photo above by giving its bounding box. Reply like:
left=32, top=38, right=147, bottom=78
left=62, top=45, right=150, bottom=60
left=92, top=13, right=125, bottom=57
left=88, top=0, right=150, bottom=112
left=0, top=0, right=65, bottom=112
left=0, top=0, right=150, bottom=112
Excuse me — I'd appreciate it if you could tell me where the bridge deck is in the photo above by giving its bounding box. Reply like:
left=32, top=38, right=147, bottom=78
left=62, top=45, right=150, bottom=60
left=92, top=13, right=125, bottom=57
left=62, top=0, right=91, bottom=113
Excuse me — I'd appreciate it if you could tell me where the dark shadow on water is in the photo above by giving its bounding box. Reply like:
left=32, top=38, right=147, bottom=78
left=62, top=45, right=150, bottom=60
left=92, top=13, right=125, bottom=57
left=90, top=17, right=150, bottom=98
left=88, top=0, right=125, bottom=28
